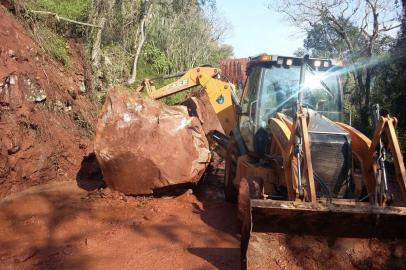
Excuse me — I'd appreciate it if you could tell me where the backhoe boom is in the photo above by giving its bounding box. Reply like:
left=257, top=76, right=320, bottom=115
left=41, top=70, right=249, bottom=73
left=137, top=67, right=237, bottom=135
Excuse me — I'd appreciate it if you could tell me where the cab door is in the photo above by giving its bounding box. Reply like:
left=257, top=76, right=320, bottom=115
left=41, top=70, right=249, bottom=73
left=238, top=66, right=261, bottom=153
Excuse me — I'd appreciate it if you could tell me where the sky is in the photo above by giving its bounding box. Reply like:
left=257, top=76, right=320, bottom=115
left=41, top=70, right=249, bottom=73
left=216, top=0, right=306, bottom=58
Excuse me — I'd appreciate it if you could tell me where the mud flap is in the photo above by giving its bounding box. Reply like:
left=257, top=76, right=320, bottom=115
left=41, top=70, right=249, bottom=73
left=245, top=199, right=406, bottom=270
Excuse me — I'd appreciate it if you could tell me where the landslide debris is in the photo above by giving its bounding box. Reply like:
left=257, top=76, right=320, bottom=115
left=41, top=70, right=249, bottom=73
left=0, top=5, right=97, bottom=197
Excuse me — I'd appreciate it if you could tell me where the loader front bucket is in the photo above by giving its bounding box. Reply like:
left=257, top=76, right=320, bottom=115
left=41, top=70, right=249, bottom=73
left=243, top=199, right=406, bottom=270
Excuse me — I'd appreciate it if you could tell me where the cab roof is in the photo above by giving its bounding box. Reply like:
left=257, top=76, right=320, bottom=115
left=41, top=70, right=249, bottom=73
left=247, top=53, right=342, bottom=71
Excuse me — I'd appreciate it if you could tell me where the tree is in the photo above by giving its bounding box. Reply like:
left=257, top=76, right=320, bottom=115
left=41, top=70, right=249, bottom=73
left=85, top=0, right=232, bottom=91
left=127, top=0, right=153, bottom=85
left=145, top=0, right=232, bottom=73
left=88, top=0, right=116, bottom=68
left=272, top=0, right=402, bottom=131
left=371, top=0, right=406, bottom=152
left=302, top=17, right=363, bottom=59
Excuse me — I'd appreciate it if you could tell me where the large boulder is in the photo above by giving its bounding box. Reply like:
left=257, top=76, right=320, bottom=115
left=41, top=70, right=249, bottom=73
left=94, top=87, right=211, bottom=195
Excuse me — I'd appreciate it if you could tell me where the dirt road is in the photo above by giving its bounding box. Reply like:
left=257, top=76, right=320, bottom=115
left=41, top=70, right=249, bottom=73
left=0, top=176, right=240, bottom=270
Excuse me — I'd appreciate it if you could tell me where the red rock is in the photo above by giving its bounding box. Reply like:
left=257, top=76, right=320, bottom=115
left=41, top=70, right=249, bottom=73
left=183, top=91, right=224, bottom=135
left=94, top=87, right=211, bottom=195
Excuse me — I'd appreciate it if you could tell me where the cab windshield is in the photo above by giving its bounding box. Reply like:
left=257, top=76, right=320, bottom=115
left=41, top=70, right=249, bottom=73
left=258, top=64, right=342, bottom=128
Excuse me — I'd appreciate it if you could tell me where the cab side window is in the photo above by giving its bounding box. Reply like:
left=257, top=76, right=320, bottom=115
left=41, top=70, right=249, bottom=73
left=239, top=67, right=261, bottom=152
left=241, top=67, right=261, bottom=118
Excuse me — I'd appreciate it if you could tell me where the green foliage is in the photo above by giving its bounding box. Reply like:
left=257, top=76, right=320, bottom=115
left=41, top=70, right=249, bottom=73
left=147, top=1, right=233, bottom=74
left=144, top=44, right=172, bottom=74
left=208, top=44, right=234, bottom=66
left=161, top=91, right=190, bottom=105
left=303, top=17, right=362, bottom=59
left=19, top=0, right=233, bottom=106
left=160, top=86, right=201, bottom=105
left=26, top=0, right=90, bottom=21
left=36, top=26, right=71, bottom=67
left=372, top=47, right=406, bottom=153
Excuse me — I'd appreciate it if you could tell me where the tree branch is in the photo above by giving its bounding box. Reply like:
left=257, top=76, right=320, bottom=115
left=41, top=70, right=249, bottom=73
left=379, top=23, right=402, bottom=32
left=28, top=9, right=102, bottom=28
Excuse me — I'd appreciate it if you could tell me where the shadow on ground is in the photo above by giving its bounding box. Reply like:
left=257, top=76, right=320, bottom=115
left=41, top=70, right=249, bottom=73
left=76, top=152, right=105, bottom=191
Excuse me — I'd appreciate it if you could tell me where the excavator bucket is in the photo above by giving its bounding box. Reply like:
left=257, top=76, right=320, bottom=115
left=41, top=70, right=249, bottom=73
left=243, top=199, right=406, bottom=270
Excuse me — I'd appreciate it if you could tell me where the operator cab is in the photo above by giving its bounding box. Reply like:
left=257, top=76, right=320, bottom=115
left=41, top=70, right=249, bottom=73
left=238, top=54, right=344, bottom=155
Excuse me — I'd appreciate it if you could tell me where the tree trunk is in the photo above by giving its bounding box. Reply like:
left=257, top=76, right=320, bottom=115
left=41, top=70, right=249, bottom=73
left=91, top=17, right=106, bottom=68
left=352, top=69, right=369, bottom=131
left=364, top=67, right=372, bottom=107
left=127, top=0, right=152, bottom=85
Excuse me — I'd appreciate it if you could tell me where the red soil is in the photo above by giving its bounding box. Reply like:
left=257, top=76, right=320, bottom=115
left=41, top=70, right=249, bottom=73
left=0, top=5, right=97, bottom=198
left=0, top=177, right=240, bottom=270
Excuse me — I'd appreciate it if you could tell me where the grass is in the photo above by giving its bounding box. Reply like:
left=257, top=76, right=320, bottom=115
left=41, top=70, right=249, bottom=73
left=36, top=26, right=71, bottom=68
left=18, top=0, right=92, bottom=68
left=26, top=0, right=90, bottom=21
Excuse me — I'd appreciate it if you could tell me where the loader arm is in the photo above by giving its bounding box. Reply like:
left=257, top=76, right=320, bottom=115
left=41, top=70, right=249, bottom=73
left=269, top=110, right=406, bottom=206
left=337, top=116, right=406, bottom=206
left=137, top=67, right=237, bottom=135
left=269, top=110, right=317, bottom=202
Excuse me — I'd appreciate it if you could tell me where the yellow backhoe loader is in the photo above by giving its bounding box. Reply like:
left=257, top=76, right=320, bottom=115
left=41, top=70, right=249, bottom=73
left=137, top=54, right=406, bottom=269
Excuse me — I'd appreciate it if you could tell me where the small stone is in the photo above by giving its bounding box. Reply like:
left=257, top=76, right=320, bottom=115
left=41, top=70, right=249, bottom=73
left=102, top=188, right=112, bottom=195
left=7, top=49, right=15, bottom=57
left=79, top=82, right=86, bottom=94
left=24, top=78, right=47, bottom=103
left=8, top=75, right=17, bottom=85
left=34, top=95, right=46, bottom=103
left=79, top=143, right=87, bottom=149
left=54, top=100, right=64, bottom=111
left=68, top=88, right=77, bottom=99
left=7, top=146, right=20, bottom=155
